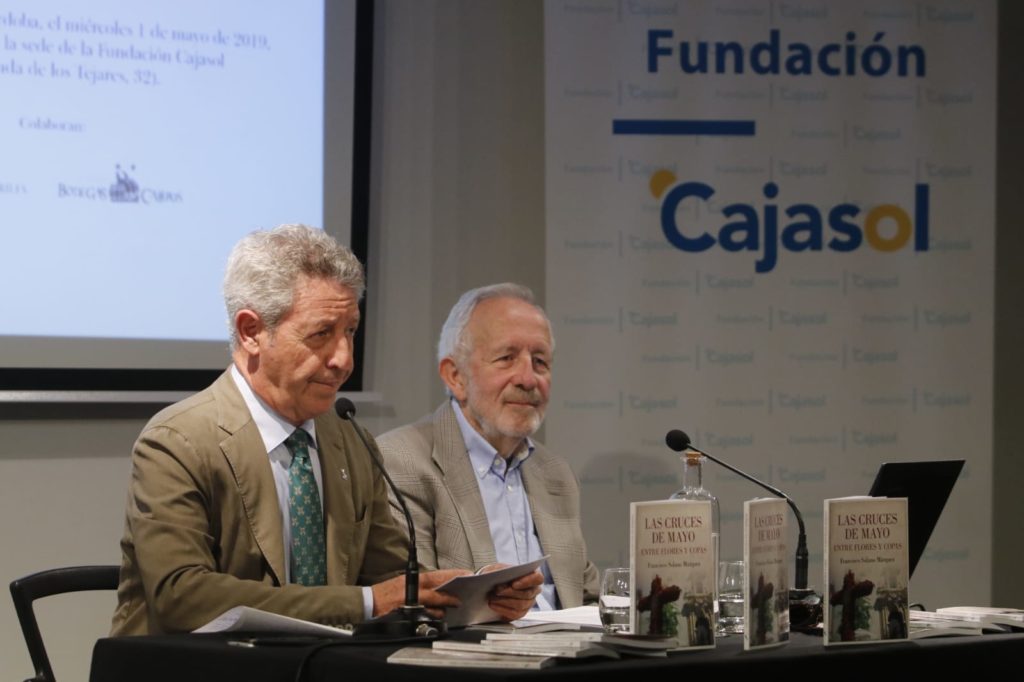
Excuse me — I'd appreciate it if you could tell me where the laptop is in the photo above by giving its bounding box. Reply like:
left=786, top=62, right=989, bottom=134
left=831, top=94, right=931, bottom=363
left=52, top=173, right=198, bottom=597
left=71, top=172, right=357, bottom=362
left=868, top=459, right=965, bottom=577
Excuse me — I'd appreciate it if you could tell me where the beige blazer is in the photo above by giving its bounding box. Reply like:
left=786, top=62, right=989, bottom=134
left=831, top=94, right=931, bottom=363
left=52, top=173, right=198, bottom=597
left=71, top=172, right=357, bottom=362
left=111, top=370, right=406, bottom=635
left=377, top=402, right=599, bottom=608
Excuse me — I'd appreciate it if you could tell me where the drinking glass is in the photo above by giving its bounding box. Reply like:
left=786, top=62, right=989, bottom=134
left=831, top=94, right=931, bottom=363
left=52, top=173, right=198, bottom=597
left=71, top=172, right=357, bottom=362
left=717, top=560, right=744, bottom=635
left=599, top=568, right=631, bottom=633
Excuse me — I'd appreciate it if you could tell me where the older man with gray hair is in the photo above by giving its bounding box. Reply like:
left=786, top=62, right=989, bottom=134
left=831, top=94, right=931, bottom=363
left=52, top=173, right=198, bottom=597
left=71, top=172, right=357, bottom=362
left=378, top=283, right=599, bottom=617
left=111, top=224, right=463, bottom=636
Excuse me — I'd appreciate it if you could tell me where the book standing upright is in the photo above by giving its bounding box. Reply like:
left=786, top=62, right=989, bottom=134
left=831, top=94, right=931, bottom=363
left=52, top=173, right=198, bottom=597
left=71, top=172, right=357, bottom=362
left=823, top=496, right=909, bottom=646
left=743, top=497, right=790, bottom=650
left=630, top=499, right=715, bottom=649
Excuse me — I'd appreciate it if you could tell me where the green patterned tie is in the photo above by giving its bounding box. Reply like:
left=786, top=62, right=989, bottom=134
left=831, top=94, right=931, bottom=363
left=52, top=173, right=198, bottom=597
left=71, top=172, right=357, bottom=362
left=285, top=429, right=327, bottom=586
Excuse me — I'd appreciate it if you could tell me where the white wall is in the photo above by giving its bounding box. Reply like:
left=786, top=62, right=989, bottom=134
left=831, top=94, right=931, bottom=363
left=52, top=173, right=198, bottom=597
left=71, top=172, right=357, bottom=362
left=0, top=418, right=136, bottom=682
left=359, top=0, right=546, bottom=435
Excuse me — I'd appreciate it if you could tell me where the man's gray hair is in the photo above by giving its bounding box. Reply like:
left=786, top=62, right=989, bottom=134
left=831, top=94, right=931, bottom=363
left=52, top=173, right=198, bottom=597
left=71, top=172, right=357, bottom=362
left=223, top=224, right=364, bottom=349
left=437, top=282, right=554, bottom=368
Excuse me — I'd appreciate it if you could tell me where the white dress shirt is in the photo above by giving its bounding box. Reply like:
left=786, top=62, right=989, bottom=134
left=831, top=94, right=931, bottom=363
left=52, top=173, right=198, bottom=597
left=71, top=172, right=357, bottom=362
left=231, top=366, right=374, bottom=618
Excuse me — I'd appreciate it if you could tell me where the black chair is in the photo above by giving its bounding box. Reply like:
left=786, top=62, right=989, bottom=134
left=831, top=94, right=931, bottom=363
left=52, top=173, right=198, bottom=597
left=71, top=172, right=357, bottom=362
left=9, top=565, right=120, bottom=682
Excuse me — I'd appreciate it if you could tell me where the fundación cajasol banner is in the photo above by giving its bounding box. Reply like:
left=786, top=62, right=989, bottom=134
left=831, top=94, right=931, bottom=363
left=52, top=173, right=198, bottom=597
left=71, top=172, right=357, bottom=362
left=544, top=0, right=994, bottom=608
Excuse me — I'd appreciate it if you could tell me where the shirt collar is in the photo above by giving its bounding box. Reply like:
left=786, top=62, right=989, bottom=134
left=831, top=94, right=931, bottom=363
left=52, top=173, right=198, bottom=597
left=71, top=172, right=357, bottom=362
left=450, top=397, right=533, bottom=480
left=231, top=364, right=316, bottom=453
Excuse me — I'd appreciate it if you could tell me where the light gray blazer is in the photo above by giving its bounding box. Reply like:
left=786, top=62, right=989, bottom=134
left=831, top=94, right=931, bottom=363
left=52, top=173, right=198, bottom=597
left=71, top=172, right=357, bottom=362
left=377, top=402, right=599, bottom=608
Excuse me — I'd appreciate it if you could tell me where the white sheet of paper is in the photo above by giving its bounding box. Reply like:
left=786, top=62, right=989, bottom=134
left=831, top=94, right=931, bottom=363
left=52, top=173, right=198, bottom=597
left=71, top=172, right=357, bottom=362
left=192, top=606, right=352, bottom=638
left=514, top=605, right=603, bottom=628
left=437, top=557, right=548, bottom=627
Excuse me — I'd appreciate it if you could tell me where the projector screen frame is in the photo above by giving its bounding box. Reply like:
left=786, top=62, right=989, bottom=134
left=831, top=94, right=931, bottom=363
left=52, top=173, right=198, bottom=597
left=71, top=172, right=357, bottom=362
left=0, top=0, right=374, bottom=399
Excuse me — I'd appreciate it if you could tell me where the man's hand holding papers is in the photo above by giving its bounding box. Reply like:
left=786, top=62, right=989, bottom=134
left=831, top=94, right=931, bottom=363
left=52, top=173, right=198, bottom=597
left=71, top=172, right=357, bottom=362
left=436, top=557, right=547, bottom=626
left=480, top=563, right=544, bottom=621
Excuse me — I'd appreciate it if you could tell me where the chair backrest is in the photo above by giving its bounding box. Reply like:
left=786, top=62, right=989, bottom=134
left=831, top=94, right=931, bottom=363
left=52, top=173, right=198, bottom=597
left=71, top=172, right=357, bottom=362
left=9, top=565, right=120, bottom=682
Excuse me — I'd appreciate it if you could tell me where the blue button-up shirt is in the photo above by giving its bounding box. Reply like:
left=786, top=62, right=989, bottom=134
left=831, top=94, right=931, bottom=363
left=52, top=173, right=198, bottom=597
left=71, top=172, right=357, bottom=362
left=451, top=399, right=558, bottom=610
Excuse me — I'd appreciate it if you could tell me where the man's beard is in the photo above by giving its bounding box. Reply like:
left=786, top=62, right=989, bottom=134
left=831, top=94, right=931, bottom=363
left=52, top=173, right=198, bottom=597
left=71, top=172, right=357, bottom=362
left=470, top=388, right=546, bottom=443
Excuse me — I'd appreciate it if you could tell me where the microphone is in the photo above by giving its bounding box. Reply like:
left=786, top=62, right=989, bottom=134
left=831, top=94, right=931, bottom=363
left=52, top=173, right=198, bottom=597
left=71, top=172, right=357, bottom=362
left=335, top=397, right=444, bottom=638
left=665, top=429, right=822, bottom=632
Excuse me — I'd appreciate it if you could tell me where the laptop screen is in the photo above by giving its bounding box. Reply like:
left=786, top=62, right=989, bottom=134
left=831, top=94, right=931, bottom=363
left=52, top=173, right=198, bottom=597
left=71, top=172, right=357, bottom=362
left=868, top=459, right=965, bottom=577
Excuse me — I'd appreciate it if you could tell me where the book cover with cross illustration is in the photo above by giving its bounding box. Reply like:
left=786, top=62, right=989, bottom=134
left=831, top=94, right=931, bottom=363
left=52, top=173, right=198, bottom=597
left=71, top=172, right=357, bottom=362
left=743, top=497, right=790, bottom=650
left=629, top=499, right=715, bottom=649
left=823, top=496, right=910, bottom=646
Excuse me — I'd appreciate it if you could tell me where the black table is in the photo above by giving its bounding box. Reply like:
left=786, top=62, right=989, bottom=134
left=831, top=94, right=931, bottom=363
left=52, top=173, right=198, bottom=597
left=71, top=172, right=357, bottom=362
left=89, top=630, right=1024, bottom=681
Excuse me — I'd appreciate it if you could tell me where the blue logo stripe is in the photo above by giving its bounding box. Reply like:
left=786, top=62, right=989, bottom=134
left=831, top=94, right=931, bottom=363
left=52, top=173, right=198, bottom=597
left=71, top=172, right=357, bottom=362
left=612, top=119, right=756, bottom=136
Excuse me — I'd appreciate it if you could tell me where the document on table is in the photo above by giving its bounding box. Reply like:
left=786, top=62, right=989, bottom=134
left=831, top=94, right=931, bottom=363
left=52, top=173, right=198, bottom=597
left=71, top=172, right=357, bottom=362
left=192, top=606, right=352, bottom=638
left=514, top=605, right=603, bottom=628
left=437, top=557, right=548, bottom=627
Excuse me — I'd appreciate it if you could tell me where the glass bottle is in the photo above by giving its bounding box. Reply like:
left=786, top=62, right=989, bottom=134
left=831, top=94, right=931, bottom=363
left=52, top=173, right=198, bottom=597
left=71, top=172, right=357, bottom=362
left=670, top=449, right=722, bottom=622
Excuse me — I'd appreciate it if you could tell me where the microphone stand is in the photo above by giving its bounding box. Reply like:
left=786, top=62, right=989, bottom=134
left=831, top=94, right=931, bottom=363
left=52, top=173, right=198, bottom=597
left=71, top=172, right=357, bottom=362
left=666, top=431, right=822, bottom=633
left=335, top=399, right=446, bottom=638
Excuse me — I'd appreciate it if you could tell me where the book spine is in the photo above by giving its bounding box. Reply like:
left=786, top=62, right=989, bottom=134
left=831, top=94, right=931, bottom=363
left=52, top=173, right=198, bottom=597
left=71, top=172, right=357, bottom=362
left=742, top=500, right=751, bottom=650
left=823, top=499, right=832, bottom=643
left=628, top=502, right=638, bottom=635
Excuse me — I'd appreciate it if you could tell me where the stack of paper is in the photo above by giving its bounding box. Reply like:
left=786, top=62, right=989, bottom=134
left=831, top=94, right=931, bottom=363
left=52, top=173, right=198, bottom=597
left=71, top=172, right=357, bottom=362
left=389, top=630, right=678, bottom=668
left=908, top=611, right=986, bottom=638
left=513, top=604, right=603, bottom=628
left=472, top=620, right=583, bottom=634
left=433, top=638, right=619, bottom=660
left=388, top=647, right=554, bottom=669
left=485, top=631, right=676, bottom=657
left=934, top=607, right=1024, bottom=631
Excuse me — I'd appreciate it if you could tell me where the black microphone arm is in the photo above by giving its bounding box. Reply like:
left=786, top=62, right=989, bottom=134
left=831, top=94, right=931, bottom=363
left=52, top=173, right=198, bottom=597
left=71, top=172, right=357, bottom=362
left=335, top=397, right=443, bottom=637
left=665, top=429, right=809, bottom=591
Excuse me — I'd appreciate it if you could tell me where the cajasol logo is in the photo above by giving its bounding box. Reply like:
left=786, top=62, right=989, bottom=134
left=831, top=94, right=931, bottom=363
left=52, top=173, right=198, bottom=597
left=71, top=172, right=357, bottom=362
left=649, top=170, right=929, bottom=273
